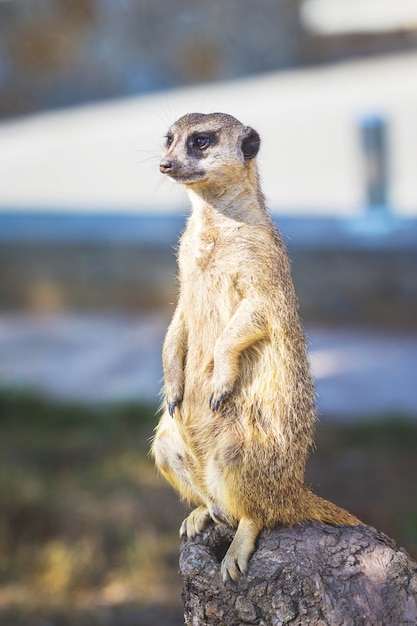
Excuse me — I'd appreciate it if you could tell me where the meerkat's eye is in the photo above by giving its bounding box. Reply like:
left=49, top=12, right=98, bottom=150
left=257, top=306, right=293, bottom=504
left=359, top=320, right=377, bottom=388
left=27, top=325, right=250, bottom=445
left=165, top=134, right=173, bottom=148
left=192, top=136, right=210, bottom=150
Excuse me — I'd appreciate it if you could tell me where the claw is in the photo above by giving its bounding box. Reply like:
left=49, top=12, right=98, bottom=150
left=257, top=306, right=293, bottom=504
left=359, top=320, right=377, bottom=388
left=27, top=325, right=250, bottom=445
left=168, top=398, right=181, bottom=417
left=209, top=392, right=228, bottom=412
left=180, top=506, right=211, bottom=539
left=221, top=556, right=246, bottom=582
left=179, top=517, right=188, bottom=539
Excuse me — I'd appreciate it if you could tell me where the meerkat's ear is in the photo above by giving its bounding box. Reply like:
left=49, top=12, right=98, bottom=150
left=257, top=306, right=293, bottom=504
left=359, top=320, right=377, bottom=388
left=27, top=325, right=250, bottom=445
left=241, top=126, right=260, bottom=160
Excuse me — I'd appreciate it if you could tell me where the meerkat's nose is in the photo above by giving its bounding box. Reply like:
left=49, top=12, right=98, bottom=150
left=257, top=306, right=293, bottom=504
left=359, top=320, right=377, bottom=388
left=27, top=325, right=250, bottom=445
left=159, top=159, right=174, bottom=174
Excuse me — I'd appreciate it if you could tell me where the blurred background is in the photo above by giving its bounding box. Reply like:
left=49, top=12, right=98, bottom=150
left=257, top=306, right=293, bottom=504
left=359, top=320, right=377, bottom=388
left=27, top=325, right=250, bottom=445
left=0, top=1, right=417, bottom=624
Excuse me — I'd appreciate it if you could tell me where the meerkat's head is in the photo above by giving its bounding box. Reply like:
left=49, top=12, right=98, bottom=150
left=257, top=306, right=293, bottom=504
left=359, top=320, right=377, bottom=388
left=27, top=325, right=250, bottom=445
left=159, top=112, right=260, bottom=188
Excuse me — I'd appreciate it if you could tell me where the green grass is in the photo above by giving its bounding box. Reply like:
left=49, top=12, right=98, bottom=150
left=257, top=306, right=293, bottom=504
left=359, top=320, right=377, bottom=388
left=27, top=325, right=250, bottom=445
left=0, top=388, right=416, bottom=625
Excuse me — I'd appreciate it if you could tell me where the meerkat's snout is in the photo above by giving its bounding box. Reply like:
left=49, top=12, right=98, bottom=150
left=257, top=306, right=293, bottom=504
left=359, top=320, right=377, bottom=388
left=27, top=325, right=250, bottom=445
left=159, top=159, right=174, bottom=174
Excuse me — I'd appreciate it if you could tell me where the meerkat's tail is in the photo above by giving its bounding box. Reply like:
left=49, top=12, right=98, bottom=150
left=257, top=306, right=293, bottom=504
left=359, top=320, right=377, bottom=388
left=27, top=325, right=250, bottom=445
left=303, top=488, right=361, bottom=526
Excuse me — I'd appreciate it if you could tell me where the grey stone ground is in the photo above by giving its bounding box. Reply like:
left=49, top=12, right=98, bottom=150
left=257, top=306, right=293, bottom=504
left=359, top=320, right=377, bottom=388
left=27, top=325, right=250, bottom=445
left=0, top=312, right=416, bottom=419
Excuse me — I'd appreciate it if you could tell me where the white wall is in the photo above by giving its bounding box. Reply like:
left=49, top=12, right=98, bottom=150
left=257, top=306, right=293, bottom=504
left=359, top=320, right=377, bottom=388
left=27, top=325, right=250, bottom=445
left=0, top=50, right=416, bottom=217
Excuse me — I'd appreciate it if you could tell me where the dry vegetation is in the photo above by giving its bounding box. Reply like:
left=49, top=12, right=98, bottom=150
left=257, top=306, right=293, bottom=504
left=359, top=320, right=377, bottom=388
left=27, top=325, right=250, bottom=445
left=0, top=389, right=416, bottom=625
left=0, top=390, right=184, bottom=626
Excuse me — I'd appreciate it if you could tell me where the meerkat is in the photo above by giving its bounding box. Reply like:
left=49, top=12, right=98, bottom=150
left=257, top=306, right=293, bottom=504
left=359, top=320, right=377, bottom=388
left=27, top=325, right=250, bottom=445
left=151, top=112, right=360, bottom=582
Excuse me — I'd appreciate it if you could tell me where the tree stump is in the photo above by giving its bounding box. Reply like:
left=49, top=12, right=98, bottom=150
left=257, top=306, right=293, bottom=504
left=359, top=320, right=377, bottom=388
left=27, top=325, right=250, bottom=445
left=180, top=521, right=417, bottom=625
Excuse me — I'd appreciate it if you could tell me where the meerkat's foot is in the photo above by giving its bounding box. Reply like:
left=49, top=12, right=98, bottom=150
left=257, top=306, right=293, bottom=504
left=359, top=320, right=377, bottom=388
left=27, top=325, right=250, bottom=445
left=221, top=517, right=260, bottom=583
left=180, top=505, right=212, bottom=539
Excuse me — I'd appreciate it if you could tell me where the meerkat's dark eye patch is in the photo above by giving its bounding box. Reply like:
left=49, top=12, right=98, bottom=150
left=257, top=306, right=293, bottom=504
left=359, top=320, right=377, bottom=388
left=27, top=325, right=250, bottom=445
left=188, top=132, right=216, bottom=155
left=165, top=134, right=174, bottom=148
left=194, top=136, right=210, bottom=149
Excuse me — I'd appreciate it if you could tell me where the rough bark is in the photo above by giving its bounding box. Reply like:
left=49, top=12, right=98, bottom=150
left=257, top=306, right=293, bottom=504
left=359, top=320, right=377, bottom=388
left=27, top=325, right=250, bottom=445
left=180, top=521, right=417, bottom=626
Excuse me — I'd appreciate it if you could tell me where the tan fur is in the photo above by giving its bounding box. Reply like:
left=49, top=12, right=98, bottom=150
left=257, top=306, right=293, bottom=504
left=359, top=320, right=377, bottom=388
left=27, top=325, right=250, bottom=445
left=151, top=112, right=361, bottom=582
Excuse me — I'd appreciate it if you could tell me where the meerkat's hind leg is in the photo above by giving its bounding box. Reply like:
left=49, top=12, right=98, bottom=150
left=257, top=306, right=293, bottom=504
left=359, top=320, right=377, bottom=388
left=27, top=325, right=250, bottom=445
left=221, top=517, right=260, bottom=582
left=180, top=505, right=212, bottom=539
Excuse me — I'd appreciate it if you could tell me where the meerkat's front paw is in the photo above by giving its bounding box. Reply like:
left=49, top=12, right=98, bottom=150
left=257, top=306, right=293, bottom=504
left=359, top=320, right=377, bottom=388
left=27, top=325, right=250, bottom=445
left=164, top=374, right=184, bottom=417
left=209, top=389, right=231, bottom=412
left=210, top=356, right=237, bottom=411
left=180, top=505, right=212, bottom=539
left=165, top=382, right=183, bottom=417
left=209, top=378, right=234, bottom=411
left=167, top=395, right=182, bottom=417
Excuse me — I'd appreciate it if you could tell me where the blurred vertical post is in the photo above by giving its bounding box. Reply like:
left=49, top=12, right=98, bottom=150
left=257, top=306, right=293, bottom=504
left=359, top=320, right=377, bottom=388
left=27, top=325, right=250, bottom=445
left=360, top=114, right=390, bottom=216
